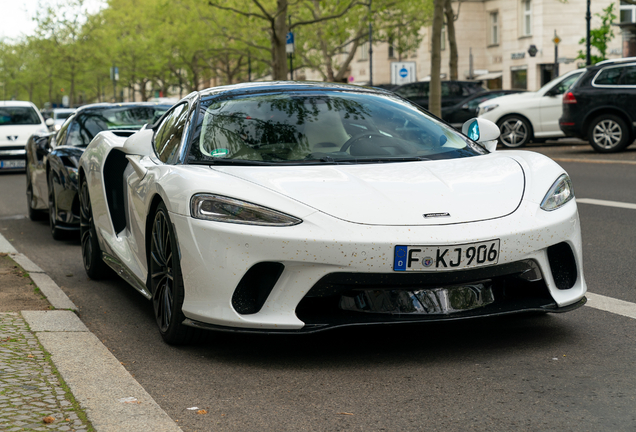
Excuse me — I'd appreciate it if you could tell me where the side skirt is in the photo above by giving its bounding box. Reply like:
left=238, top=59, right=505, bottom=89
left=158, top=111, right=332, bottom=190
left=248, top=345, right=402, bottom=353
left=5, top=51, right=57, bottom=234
left=102, top=252, right=152, bottom=300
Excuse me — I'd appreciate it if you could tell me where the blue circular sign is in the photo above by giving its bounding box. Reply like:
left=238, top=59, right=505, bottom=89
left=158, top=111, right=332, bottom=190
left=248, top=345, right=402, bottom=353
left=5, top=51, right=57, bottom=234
left=399, top=67, right=408, bottom=78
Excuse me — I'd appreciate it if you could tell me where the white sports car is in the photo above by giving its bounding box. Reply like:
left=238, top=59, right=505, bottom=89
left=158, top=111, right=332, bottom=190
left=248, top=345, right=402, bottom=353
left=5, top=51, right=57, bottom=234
left=78, top=82, right=587, bottom=344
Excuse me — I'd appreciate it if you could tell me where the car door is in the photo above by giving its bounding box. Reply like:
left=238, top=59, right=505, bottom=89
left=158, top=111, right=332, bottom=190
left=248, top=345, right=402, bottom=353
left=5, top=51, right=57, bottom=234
left=538, top=72, right=582, bottom=135
left=125, top=102, right=191, bottom=280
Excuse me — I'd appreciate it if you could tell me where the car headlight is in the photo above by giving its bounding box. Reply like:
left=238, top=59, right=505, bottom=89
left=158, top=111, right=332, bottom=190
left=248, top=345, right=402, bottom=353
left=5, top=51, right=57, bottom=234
left=191, top=194, right=302, bottom=226
left=540, top=174, right=574, bottom=211
left=479, top=104, right=498, bottom=115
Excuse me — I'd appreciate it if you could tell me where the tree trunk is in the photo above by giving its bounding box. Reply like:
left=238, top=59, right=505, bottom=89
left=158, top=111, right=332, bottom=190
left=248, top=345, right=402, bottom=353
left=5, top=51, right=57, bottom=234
left=271, top=0, right=288, bottom=80
left=429, top=0, right=445, bottom=116
left=445, top=0, right=458, bottom=80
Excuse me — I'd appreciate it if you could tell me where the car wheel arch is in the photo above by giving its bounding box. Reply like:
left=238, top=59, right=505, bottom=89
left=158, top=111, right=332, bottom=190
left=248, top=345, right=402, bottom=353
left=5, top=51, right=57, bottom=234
left=144, top=194, right=167, bottom=289
left=584, top=108, right=633, bottom=142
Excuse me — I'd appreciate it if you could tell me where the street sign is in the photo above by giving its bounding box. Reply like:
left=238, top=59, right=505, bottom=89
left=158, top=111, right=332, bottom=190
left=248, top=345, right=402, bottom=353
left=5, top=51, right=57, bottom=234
left=286, top=32, right=294, bottom=53
left=553, top=36, right=561, bottom=44
left=391, top=62, right=417, bottom=85
left=110, top=67, right=119, bottom=81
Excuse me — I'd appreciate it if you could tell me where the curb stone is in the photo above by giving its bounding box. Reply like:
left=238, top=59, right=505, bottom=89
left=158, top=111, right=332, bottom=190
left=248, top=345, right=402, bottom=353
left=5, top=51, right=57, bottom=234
left=0, top=232, right=182, bottom=432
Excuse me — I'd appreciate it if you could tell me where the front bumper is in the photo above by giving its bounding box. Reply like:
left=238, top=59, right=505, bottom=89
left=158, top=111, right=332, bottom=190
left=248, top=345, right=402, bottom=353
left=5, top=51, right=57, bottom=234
left=173, top=198, right=586, bottom=331
left=0, top=146, right=26, bottom=171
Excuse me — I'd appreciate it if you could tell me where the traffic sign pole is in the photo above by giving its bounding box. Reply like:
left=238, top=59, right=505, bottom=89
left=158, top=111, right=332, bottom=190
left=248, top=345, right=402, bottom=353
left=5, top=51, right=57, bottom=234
left=553, top=30, right=560, bottom=78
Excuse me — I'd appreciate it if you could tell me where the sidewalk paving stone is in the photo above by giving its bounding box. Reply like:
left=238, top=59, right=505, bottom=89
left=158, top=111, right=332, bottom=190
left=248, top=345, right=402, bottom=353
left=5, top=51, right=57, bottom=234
left=0, top=312, right=92, bottom=431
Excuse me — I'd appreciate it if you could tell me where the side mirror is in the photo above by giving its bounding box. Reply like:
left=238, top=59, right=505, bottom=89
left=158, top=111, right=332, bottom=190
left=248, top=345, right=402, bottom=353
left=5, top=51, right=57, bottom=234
left=545, top=88, right=560, bottom=97
left=45, top=118, right=55, bottom=127
left=462, top=118, right=500, bottom=152
left=120, top=129, right=154, bottom=156
left=35, top=135, right=51, bottom=158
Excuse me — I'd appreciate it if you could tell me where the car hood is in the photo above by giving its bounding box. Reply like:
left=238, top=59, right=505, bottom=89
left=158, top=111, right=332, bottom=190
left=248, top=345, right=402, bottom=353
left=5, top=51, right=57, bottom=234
left=0, top=125, right=47, bottom=146
left=212, top=154, right=525, bottom=226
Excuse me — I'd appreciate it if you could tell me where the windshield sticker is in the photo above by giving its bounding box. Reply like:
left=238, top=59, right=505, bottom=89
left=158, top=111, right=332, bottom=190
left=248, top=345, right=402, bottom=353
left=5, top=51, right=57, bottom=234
left=211, top=148, right=230, bottom=157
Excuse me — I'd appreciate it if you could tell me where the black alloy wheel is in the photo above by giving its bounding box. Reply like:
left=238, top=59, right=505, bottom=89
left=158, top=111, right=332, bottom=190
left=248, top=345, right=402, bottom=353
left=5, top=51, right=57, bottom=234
left=47, top=170, right=67, bottom=240
left=589, top=114, right=631, bottom=153
left=79, top=178, right=110, bottom=279
left=497, top=115, right=532, bottom=148
left=149, top=202, right=200, bottom=345
left=26, top=165, right=46, bottom=221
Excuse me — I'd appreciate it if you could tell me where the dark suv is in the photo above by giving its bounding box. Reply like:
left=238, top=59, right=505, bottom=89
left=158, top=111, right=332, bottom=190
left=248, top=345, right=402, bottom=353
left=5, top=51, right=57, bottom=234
left=393, top=80, right=486, bottom=109
left=560, top=58, right=636, bottom=152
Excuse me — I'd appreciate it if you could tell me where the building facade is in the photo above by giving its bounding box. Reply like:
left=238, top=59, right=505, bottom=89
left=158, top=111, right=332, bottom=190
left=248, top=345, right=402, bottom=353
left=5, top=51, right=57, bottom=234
left=325, top=0, right=623, bottom=91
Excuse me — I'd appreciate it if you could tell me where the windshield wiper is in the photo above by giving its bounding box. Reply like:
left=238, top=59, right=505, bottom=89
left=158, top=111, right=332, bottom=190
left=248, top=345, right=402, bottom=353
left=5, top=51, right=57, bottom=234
left=355, top=156, right=432, bottom=163
left=191, top=159, right=273, bottom=166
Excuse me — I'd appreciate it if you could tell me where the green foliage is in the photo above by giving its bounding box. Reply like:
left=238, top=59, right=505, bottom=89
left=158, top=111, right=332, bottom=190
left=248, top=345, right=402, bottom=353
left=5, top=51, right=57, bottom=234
left=0, top=0, right=432, bottom=107
left=576, top=3, right=616, bottom=65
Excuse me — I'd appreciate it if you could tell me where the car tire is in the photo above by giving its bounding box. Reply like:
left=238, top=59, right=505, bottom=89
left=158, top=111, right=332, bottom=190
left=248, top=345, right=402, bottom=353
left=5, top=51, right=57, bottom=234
left=48, top=170, right=67, bottom=240
left=588, top=115, right=631, bottom=153
left=26, top=166, right=46, bottom=221
left=79, top=178, right=110, bottom=279
left=497, top=115, right=532, bottom=148
left=149, top=202, right=201, bottom=345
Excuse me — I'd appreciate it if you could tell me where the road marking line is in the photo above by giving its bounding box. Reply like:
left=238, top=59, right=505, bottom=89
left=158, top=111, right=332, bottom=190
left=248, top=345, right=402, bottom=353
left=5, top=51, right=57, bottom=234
left=577, top=198, right=636, bottom=210
left=585, top=293, right=636, bottom=320
left=552, top=157, right=636, bottom=165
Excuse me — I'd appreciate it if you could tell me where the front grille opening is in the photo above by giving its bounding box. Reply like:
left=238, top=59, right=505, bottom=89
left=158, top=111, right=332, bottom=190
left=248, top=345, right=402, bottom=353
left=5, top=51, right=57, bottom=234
left=232, top=262, right=285, bottom=315
left=296, top=261, right=555, bottom=326
left=547, top=242, right=577, bottom=290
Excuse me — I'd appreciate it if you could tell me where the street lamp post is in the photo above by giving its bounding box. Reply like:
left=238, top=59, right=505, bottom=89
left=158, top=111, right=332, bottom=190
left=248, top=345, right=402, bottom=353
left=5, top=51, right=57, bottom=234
left=368, top=0, right=373, bottom=86
left=586, top=0, right=591, bottom=66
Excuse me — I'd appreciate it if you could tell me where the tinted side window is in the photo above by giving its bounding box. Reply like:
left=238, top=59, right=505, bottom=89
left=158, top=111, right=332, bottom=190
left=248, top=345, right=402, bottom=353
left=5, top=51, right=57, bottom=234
left=594, top=68, right=622, bottom=85
left=620, top=66, right=636, bottom=85
left=395, top=82, right=428, bottom=98
left=444, top=82, right=463, bottom=97
left=154, top=103, right=189, bottom=163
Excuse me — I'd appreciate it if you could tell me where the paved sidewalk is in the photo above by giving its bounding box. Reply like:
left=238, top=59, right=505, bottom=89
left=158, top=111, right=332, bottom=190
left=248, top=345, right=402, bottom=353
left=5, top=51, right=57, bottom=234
left=0, top=233, right=182, bottom=432
left=0, top=312, right=91, bottom=431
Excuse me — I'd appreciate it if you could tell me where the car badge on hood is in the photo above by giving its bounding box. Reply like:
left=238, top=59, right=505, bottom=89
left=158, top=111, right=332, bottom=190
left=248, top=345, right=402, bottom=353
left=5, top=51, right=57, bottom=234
left=423, top=212, right=451, bottom=218
left=6, top=136, right=18, bottom=141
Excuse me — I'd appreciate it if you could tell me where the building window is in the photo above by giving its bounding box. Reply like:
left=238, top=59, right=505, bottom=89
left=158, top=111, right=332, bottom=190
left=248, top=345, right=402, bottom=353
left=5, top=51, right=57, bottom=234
left=490, top=12, right=499, bottom=45
left=388, top=37, right=395, bottom=58
left=359, top=42, right=369, bottom=61
left=621, top=0, right=636, bottom=23
left=522, top=0, right=532, bottom=36
left=511, top=66, right=528, bottom=89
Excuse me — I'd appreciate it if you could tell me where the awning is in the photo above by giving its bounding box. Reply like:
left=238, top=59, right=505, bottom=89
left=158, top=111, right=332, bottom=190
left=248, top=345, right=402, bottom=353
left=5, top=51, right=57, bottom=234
left=474, top=72, right=503, bottom=80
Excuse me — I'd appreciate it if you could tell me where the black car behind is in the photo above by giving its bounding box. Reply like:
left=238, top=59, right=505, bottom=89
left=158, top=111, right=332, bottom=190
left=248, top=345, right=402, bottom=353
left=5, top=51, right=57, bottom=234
left=392, top=80, right=486, bottom=109
left=26, top=102, right=173, bottom=239
left=560, top=58, right=636, bottom=152
left=442, top=89, right=525, bottom=128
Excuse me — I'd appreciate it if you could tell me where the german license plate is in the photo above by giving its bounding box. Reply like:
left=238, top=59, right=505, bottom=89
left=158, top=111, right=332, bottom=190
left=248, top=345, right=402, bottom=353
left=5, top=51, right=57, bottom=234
left=394, top=240, right=500, bottom=271
left=0, top=160, right=25, bottom=169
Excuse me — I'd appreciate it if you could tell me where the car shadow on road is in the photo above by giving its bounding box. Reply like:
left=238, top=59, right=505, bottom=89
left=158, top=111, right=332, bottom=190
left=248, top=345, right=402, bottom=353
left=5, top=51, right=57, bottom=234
left=185, top=313, right=581, bottom=369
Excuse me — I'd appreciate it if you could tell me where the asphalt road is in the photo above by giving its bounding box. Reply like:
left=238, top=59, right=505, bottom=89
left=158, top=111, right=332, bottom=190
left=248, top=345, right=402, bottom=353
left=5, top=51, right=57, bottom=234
left=1, top=141, right=635, bottom=431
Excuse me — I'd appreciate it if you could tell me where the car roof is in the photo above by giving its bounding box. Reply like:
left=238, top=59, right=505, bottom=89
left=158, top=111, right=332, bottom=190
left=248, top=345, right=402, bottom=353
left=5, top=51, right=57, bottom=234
left=73, top=101, right=173, bottom=114
left=198, top=81, right=391, bottom=99
left=0, top=100, right=38, bottom=108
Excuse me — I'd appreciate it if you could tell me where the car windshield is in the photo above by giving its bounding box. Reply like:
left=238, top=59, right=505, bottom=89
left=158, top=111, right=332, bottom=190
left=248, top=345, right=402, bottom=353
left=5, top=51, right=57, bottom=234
left=54, top=111, right=74, bottom=120
left=190, top=91, right=486, bottom=165
left=0, top=106, right=41, bottom=125
left=67, top=105, right=169, bottom=146
left=540, top=71, right=583, bottom=94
